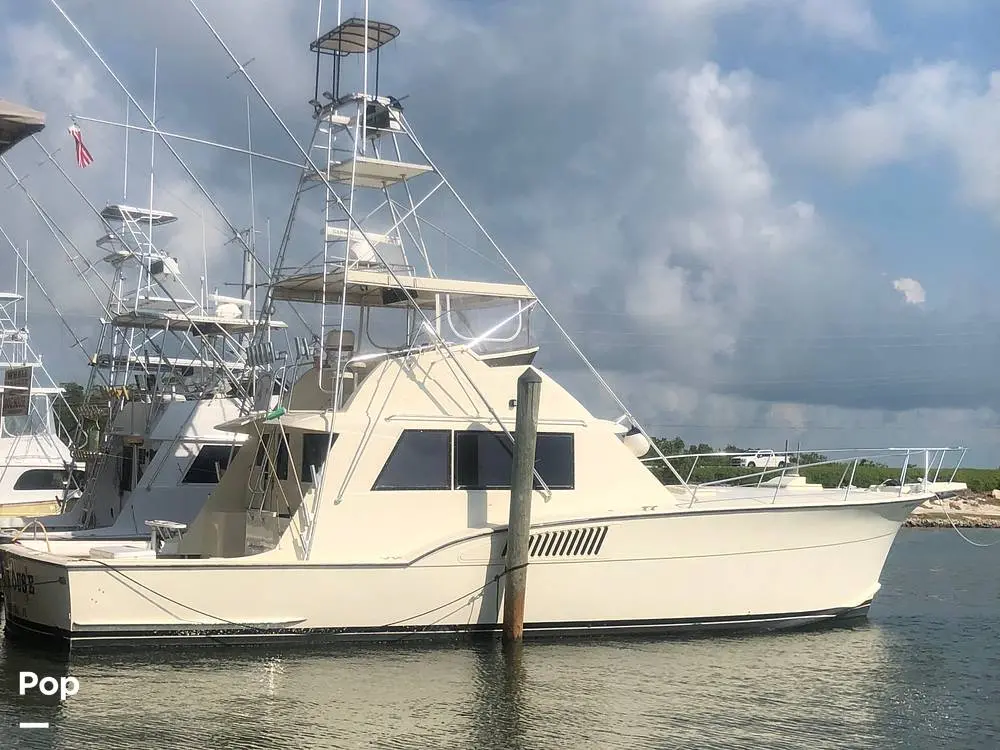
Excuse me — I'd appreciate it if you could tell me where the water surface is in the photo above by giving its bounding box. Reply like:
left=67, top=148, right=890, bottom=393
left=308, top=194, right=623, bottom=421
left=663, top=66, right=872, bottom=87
left=1, top=529, right=997, bottom=749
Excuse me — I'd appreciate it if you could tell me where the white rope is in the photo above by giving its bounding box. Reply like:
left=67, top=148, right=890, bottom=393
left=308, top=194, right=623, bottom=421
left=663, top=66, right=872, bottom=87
left=938, top=498, right=1000, bottom=548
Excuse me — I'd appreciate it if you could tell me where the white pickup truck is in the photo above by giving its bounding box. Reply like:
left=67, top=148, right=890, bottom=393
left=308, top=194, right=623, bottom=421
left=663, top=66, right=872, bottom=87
left=730, top=450, right=791, bottom=469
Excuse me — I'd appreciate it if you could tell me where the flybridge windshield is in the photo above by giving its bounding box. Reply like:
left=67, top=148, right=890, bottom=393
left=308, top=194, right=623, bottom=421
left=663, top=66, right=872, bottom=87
left=2, top=395, right=53, bottom=437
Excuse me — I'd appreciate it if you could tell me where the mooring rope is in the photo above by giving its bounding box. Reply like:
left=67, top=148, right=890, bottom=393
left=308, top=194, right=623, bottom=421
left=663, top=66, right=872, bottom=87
left=939, top=499, right=1000, bottom=548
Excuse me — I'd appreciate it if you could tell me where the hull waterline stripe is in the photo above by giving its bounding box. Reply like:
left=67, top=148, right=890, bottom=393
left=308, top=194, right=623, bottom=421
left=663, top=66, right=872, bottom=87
left=5, top=600, right=873, bottom=647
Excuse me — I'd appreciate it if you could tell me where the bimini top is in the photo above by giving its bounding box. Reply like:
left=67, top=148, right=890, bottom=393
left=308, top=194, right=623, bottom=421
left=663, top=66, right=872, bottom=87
left=311, top=18, right=400, bottom=55
left=100, top=204, right=178, bottom=226
left=0, top=99, right=45, bottom=156
left=270, top=268, right=535, bottom=310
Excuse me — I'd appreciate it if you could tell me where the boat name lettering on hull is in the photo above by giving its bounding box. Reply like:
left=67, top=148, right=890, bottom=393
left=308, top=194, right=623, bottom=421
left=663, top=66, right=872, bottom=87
left=1, top=556, right=36, bottom=597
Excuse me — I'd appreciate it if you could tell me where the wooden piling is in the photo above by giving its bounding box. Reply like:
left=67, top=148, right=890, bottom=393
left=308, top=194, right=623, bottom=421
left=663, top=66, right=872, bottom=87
left=502, top=367, right=542, bottom=644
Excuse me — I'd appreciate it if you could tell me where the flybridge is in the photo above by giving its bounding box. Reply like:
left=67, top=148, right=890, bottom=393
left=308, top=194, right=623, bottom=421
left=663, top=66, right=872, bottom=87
left=257, top=10, right=542, bottom=363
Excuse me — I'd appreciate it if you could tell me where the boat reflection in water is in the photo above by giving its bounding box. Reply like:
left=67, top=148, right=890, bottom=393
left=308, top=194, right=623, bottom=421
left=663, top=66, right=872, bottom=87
left=0, top=622, right=907, bottom=749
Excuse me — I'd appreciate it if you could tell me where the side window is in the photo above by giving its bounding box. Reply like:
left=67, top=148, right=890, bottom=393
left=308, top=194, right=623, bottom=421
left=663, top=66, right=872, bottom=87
left=454, top=431, right=574, bottom=490
left=534, top=433, right=575, bottom=489
left=182, top=444, right=235, bottom=484
left=373, top=429, right=451, bottom=490
left=301, top=432, right=336, bottom=482
left=13, top=469, right=66, bottom=491
left=454, top=431, right=514, bottom=489
left=254, top=433, right=270, bottom=467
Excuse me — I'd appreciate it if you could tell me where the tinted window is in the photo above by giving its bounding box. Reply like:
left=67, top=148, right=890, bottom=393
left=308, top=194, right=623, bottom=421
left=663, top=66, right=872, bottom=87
left=454, top=431, right=514, bottom=489
left=534, top=433, right=575, bottom=489
left=373, top=430, right=450, bottom=490
left=182, top=444, right=235, bottom=484
left=13, top=468, right=65, bottom=491
left=302, top=432, right=336, bottom=481
left=454, top=431, right=574, bottom=490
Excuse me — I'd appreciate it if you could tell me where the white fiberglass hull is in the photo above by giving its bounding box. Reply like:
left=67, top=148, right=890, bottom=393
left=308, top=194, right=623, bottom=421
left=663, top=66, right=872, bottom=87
left=1, top=495, right=922, bottom=648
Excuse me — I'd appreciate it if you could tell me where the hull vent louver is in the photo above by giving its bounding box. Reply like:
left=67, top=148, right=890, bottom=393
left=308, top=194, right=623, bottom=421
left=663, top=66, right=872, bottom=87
left=501, top=525, right=608, bottom=559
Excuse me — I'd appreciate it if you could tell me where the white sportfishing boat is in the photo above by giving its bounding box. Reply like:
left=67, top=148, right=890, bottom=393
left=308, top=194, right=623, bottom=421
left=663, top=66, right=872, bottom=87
left=1, top=11, right=945, bottom=647
left=0, top=292, right=79, bottom=524
left=5, top=201, right=285, bottom=541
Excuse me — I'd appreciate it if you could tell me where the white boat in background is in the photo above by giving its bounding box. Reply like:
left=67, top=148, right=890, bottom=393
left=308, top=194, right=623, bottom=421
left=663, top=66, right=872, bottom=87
left=0, top=10, right=953, bottom=648
left=0, top=292, right=80, bottom=524
left=4, top=201, right=285, bottom=541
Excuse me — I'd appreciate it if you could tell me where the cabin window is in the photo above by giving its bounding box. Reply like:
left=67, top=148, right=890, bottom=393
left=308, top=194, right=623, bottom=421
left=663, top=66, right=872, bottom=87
left=301, top=432, right=336, bottom=482
left=275, top=434, right=290, bottom=481
left=534, top=433, right=575, bottom=489
left=372, top=429, right=451, bottom=490
left=454, top=431, right=575, bottom=490
left=254, top=433, right=270, bottom=467
left=182, top=444, right=235, bottom=484
left=13, top=468, right=65, bottom=491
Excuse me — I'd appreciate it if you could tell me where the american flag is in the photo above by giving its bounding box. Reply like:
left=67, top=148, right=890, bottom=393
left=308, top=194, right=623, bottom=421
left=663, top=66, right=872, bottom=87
left=68, top=123, right=93, bottom=168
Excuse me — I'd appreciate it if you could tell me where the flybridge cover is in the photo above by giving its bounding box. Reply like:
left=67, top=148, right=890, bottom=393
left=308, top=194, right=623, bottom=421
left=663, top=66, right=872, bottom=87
left=271, top=269, right=536, bottom=310
left=0, top=99, right=45, bottom=156
left=311, top=18, right=400, bottom=55
left=100, top=204, right=178, bottom=226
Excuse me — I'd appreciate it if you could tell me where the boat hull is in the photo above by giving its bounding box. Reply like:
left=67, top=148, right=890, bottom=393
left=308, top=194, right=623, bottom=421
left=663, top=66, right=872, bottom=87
left=0, top=496, right=921, bottom=649
left=3, top=600, right=873, bottom=648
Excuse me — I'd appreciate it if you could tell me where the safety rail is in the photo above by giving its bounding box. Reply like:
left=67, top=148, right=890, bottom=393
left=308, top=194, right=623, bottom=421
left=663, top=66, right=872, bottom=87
left=10, top=520, right=53, bottom=554
left=641, top=446, right=968, bottom=508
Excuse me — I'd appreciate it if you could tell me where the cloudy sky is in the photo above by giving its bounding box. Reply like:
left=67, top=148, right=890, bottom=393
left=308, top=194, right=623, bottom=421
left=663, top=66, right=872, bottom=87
left=1, top=0, right=998, bottom=465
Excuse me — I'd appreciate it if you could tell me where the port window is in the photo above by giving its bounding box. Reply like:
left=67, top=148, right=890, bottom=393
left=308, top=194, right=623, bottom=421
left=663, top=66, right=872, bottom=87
left=182, top=444, right=235, bottom=484
left=302, top=432, right=336, bottom=482
left=454, top=430, right=514, bottom=489
left=534, top=433, right=575, bottom=489
left=13, top=468, right=66, bottom=491
left=373, top=429, right=451, bottom=490
left=454, top=431, right=574, bottom=490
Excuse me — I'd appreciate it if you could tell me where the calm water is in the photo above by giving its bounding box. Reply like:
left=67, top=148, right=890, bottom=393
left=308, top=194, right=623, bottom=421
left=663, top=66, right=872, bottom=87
left=0, top=529, right=997, bottom=749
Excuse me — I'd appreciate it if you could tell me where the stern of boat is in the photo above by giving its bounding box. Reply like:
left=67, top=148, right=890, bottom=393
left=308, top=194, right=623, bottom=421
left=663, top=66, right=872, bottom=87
left=0, top=544, right=73, bottom=643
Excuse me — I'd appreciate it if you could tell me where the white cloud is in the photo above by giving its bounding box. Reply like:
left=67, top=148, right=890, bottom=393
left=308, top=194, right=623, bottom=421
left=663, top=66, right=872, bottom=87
left=892, top=277, right=926, bottom=305
left=646, top=0, right=880, bottom=47
left=800, top=61, right=1000, bottom=221
left=621, top=62, right=824, bottom=376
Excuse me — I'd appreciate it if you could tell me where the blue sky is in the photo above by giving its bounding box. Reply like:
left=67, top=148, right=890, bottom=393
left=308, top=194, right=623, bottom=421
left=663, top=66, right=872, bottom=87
left=1, top=0, right=998, bottom=464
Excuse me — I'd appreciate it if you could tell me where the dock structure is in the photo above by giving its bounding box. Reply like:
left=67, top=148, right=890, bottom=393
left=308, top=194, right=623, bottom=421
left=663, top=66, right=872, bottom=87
left=503, top=368, right=542, bottom=643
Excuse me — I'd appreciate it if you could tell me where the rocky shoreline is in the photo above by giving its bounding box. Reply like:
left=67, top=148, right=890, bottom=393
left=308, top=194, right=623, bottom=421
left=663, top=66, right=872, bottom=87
left=905, top=491, right=1000, bottom=528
